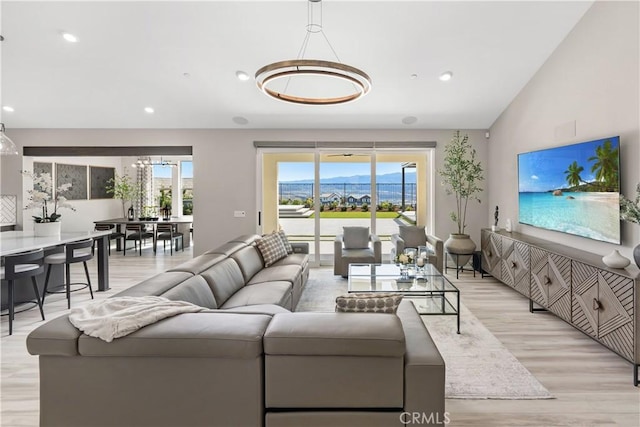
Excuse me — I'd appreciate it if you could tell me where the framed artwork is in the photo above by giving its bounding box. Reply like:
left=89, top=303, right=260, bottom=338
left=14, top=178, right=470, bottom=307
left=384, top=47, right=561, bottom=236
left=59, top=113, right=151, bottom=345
left=56, top=164, right=87, bottom=200
left=33, top=162, right=53, bottom=196
left=90, top=166, right=115, bottom=199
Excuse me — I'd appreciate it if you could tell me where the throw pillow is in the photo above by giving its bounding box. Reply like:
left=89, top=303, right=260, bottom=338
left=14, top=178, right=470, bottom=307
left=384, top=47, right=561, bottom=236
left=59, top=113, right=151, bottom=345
left=343, top=226, right=370, bottom=249
left=276, top=230, right=293, bottom=254
left=256, top=233, right=288, bottom=267
left=335, top=293, right=403, bottom=314
left=399, top=225, right=426, bottom=249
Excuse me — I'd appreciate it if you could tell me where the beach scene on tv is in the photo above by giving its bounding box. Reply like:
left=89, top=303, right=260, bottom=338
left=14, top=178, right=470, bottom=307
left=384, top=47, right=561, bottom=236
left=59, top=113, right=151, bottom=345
left=518, top=136, right=620, bottom=244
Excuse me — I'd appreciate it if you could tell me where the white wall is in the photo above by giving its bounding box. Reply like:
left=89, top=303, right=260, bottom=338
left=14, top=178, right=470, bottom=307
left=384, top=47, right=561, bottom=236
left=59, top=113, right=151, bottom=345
left=488, top=1, right=640, bottom=259
left=0, top=128, right=489, bottom=255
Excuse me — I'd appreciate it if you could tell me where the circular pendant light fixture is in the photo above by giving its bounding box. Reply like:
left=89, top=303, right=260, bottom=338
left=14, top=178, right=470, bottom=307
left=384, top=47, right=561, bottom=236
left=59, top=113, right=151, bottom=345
left=255, top=0, right=371, bottom=106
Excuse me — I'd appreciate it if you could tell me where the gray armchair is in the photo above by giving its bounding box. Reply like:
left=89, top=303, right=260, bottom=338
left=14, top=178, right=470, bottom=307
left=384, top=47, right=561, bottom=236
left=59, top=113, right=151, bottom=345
left=391, top=225, right=444, bottom=273
left=334, top=226, right=382, bottom=277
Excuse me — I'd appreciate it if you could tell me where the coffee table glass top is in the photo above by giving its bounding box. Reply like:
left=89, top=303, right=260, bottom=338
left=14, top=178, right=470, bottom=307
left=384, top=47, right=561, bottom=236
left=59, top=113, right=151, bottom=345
left=348, top=263, right=458, bottom=293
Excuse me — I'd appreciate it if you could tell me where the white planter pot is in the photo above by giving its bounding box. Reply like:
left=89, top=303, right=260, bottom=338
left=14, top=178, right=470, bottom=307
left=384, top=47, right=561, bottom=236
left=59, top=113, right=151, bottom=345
left=444, top=233, right=476, bottom=266
left=34, top=221, right=61, bottom=237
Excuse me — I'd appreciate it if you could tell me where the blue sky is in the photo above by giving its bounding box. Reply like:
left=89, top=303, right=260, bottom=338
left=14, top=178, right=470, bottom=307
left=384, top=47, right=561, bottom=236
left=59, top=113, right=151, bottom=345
left=518, top=137, right=619, bottom=192
left=153, top=161, right=193, bottom=178
left=279, top=162, right=404, bottom=181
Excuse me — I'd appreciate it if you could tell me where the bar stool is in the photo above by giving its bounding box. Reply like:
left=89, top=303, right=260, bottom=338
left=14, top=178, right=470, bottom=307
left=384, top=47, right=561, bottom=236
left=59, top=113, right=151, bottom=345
left=42, top=239, right=94, bottom=309
left=1, top=249, right=45, bottom=335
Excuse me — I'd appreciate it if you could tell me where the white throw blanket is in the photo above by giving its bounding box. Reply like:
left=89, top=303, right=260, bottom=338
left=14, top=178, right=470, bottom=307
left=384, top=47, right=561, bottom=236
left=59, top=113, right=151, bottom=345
left=69, top=296, right=205, bottom=342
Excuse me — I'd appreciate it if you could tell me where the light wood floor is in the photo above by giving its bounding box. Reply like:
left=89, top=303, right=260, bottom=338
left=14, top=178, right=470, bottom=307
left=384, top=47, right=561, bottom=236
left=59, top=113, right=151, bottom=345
left=1, top=247, right=639, bottom=426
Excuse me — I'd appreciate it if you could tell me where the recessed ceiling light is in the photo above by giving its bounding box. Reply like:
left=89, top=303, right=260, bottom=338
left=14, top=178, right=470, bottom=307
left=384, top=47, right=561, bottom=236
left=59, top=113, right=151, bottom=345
left=232, top=116, right=249, bottom=125
left=236, top=71, right=250, bottom=81
left=144, top=107, right=154, bottom=114
left=3, top=106, right=15, bottom=112
left=402, top=116, right=417, bottom=125
left=183, top=72, right=191, bottom=78
left=62, top=32, right=78, bottom=43
left=410, top=74, right=418, bottom=80
left=439, top=71, right=453, bottom=82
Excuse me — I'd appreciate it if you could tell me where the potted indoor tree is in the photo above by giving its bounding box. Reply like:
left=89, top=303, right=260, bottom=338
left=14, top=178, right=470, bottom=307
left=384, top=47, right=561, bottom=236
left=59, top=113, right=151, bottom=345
left=438, top=130, right=484, bottom=265
left=106, top=173, right=139, bottom=219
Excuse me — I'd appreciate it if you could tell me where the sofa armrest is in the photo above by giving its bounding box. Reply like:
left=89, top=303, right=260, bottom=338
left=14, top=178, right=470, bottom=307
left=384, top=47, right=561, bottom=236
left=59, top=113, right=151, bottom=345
left=333, top=234, right=344, bottom=275
left=426, top=234, right=444, bottom=273
left=370, top=234, right=382, bottom=263
left=396, top=300, right=446, bottom=422
left=27, top=314, right=81, bottom=356
left=390, top=233, right=405, bottom=257
left=290, top=242, right=309, bottom=254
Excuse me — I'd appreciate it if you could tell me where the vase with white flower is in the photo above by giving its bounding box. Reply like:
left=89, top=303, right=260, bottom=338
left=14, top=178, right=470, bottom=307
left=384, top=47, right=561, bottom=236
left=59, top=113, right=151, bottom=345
left=22, top=170, right=76, bottom=236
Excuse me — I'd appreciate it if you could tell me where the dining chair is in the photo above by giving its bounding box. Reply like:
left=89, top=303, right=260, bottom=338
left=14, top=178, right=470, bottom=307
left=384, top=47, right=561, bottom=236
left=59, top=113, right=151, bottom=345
left=124, top=223, right=154, bottom=256
left=154, top=223, right=184, bottom=255
left=93, top=223, right=125, bottom=255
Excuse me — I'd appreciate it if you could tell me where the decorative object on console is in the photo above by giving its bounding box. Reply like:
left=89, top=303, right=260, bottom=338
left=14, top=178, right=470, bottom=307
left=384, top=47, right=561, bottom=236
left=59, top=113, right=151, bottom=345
left=438, top=130, right=484, bottom=266
left=255, top=0, right=371, bottom=106
left=492, top=206, right=499, bottom=231
left=505, top=218, right=512, bottom=232
left=619, top=182, right=640, bottom=268
left=602, top=250, right=630, bottom=269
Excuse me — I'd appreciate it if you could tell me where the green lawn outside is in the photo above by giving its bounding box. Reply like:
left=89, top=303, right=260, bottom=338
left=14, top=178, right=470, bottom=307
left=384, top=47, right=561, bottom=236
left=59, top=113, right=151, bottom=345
left=310, top=211, right=400, bottom=219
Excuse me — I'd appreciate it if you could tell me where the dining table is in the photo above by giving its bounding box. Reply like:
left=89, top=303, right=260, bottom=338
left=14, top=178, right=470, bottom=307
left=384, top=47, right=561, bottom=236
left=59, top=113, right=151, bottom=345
left=0, top=229, right=112, bottom=308
left=94, top=217, right=193, bottom=250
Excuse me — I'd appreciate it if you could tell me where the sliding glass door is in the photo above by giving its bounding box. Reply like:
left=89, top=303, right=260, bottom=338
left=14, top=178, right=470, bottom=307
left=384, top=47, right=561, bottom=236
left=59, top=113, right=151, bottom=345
left=259, top=148, right=432, bottom=266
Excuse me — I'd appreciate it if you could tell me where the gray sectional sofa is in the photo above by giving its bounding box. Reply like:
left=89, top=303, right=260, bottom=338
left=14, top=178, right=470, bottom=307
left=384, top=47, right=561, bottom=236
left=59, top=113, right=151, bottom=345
left=27, top=233, right=446, bottom=427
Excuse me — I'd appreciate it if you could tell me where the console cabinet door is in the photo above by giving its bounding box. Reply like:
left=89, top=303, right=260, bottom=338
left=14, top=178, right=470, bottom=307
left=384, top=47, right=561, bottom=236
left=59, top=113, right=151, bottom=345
left=481, top=230, right=502, bottom=279
left=501, top=237, right=530, bottom=297
left=572, top=261, right=635, bottom=360
left=530, top=247, right=571, bottom=321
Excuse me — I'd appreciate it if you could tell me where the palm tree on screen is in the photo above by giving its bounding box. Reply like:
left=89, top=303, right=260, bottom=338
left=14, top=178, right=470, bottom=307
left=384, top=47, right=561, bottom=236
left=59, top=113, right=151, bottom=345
left=588, top=140, right=619, bottom=191
left=564, top=161, right=585, bottom=188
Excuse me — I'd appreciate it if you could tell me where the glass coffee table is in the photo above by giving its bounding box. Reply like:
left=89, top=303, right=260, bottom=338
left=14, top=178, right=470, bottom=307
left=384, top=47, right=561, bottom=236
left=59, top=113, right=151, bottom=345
left=348, top=263, right=460, bottom=333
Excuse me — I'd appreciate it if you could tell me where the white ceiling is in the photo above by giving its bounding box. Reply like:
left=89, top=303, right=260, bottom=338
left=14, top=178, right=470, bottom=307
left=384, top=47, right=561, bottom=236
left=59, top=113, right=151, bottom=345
left=0, top=1, right=593, bottom=130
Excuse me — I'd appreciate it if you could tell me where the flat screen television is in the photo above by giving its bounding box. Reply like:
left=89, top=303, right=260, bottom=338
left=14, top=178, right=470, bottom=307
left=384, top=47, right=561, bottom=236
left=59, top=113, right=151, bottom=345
left=517, top=136, right=620, bottom=244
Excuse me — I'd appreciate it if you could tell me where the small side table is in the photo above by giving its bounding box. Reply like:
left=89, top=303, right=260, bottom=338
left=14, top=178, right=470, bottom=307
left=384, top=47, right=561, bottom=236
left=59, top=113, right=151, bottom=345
left=445, top=251, right=476, bottom=279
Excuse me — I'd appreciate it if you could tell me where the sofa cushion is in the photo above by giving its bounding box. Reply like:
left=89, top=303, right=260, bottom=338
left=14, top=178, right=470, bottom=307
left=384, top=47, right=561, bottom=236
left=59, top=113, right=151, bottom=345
left=168, top=253, right=226, bottom=275
left=220, top=281, right=292, bottom=310
left=199, top=258, right=246, bottom=306
left=256, top=233, right=288, bottom=267
left=231, top=246, right=265, bottom=283
left=247, top=264, right=302, bottom=286
left=398, top=225, right=427, bottom=248
left=343, top=226, right=370, bottom=249
left=229, top=234, right=262, bottom=246
left=78, top=313, right=272, bottom=359
left=264, top=312, right=405, bottom=357
left=276, top=230, right=293, bottom=254
left=113, top=272, right=194, bottom=298
left=271, top=253, right=309, bottom=269
left=161, top=275, right=218, bottom=309
left=335, top=293, right=403, bottom=314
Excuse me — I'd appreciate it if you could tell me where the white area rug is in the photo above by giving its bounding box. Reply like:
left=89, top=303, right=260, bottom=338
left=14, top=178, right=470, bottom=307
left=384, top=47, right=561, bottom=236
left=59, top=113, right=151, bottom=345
left=297, top=268, right=554, bottom=400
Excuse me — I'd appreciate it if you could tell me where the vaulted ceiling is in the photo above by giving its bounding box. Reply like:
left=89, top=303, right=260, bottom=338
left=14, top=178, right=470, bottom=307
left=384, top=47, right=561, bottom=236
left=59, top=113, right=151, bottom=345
left=1, top=1, right=593, bottom=129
